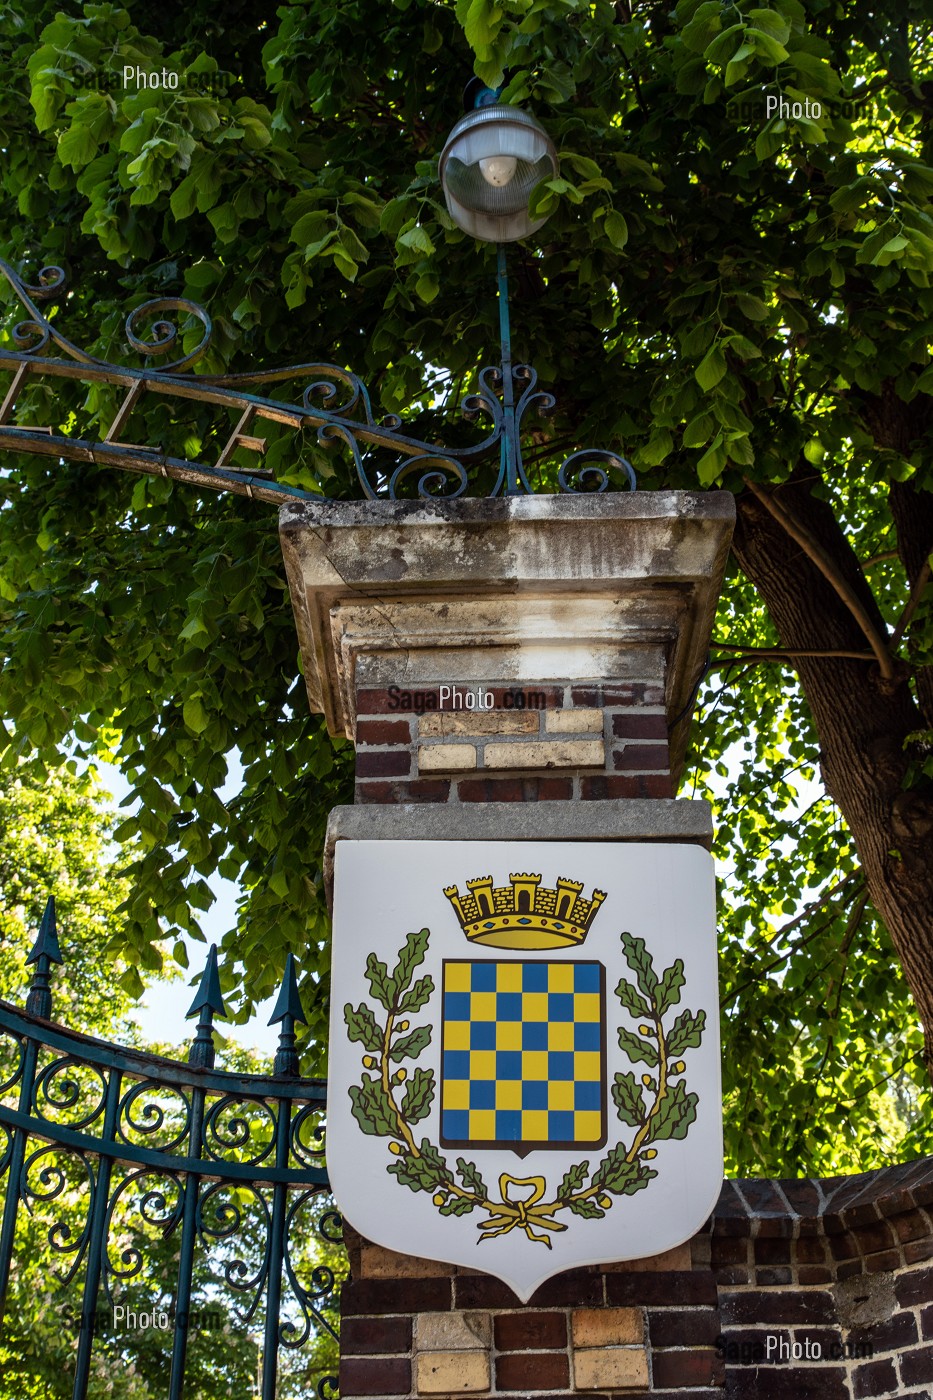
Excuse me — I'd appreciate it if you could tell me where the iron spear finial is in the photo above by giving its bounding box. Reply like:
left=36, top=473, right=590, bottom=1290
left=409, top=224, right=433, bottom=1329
left=269, top=952, right=307, bottom=1078
left=25, top=896, right=63, bottom=1019
left=186, top=945, right=227, bottom=1069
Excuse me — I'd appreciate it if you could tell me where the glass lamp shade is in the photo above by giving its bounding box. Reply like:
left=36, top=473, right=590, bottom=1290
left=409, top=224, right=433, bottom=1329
left=439, top=105, right=558, bottom=243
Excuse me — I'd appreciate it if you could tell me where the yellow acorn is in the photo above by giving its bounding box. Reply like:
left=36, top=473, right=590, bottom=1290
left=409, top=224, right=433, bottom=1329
left=362, top=1055, right=375, bottom=1068
left=644, top=1149, right=658, bottom=1159
left=638, top=1024, right=651, bottom=1036
left=397, top=1020, right=409, bottom=1032
left=673, top=1060, right=685, bottom=1074
left=642, top=1074, right=653, bottom=1087
left=599, top=1195, right=612, bottom=1209
left=395, top=1068, right=407, bottom=1083
left=388, top=1142, right=402, bottom=1155
left=433, top=1193, right=445, bottom=1207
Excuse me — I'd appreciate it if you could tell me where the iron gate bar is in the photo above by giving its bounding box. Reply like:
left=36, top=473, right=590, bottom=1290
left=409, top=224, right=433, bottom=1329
left=0, top=256, right=636, bottom=502
left=0, top=898, right=339, bottom=1400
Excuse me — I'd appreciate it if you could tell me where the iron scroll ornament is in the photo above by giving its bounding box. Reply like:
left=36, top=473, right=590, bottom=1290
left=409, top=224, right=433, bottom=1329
left=0, top=256, right=636, bottom=504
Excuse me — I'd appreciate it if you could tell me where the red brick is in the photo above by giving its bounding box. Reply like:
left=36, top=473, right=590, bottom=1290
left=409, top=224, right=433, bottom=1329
left=341, top=1278, right=452, bottom=1316
left=355, top=749, right=411, bottom=778
left=648, top=1308, right=721, bottom=1346
left=493, top=1311, right=567, bottom=1350
left=652, top=1348, right=724, bottom=1388
left=454, top=1270, right=602, bottom=1311
left=892, top=1208, right=932, bottom=1243
left=355, top=718, right=412, bottom=745
left=571, top=683, right=664, bottom=705
left=580, top=773, right=673, bottom=799
left=495, top=1351, right=569, bottom=1390
left=902, top=1344, right=933, bottom=1385
left=853, top=1219, right=895, bottom=1254
left=355, top=779, right=450, bottom=804
left=612, top=742, right=670, bottom=771
left=612, top=712, right=668, bottom=739
left=339, top=1356, right=410, bottom=1395
left=340, top=1315, right=413, bottom=1356
left=852, top=1357, right=899, bottom=1397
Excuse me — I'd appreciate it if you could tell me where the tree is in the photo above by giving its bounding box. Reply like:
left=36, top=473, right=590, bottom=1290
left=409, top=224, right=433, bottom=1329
left=1, top=0, right=933, bottom=1173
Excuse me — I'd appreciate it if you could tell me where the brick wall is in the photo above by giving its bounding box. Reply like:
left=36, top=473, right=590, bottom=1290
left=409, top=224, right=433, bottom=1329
left=354, top=683, right=672, bottom=805
left=338, top=1155, right=933, bottom=1399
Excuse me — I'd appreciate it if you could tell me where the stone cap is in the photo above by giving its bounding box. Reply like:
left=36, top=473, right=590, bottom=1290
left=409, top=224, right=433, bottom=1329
left=323, top=797, right=712, bottom=908
left=279, top=492, right=734, bottom=781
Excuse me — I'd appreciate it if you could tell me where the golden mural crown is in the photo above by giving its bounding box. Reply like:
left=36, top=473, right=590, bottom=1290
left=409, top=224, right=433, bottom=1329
left=442, top=873, right=607, bottom=951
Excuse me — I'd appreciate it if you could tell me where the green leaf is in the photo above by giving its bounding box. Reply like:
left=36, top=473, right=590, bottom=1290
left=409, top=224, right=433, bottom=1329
left=620, top=932, right=659, bottom=1001
left=388, top=1149, right=447, bottom=1190
left=568, top=1196, right=605, bottom=1218
left=612, top=1072, right=647, bottom=1127
left=401, top=1067, right=435, bottom=1123
left=389, top=1024, right=432, bottom=1061
left=695, top=344, right=727, bottom=390
left=603, top=210, right=629, bottom=250
left=365, top=952, right=395, bottom=1010
left=456, top=1157, right=487, bottom=1196
left=349, top=1076, right=399, bottom=1137
left=618, top=1026, right=659, bottom=1067
left=182, top=697, right=209, bottom=734
left=440, top=1195, right=476, bottom=1215
left=593, top=1143, right=657, bottom=1194
left=657, top=959, right=686, bottom=1015
left=58, top=123, right=98, bottom=170
left=683, top=413, right=714, bottom=448
left=397, top=225, right=435, bottom=256
left=557, top=1160, right=590, bottom=1198
left=667, top=1008, right=707, bottom=1057
left=748, top=7, right=791, bottom=43
left=344, top=1001, right=383, bottom=1053
left=614, top=976, right=651, bottom=1020
left=398, top=974, right=434, bottom=1015
left=648, top=1080, right=699, bottom=1141
left=391, top=928, right=430, bottom=995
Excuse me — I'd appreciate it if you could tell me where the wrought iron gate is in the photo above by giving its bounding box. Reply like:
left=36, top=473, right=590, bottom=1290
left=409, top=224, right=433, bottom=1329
left=0, top=898, right=340, bottom=1399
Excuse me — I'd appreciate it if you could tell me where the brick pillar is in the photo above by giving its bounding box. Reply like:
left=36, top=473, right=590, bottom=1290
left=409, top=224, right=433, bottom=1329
left=282, top=491, right=735, bottom=1397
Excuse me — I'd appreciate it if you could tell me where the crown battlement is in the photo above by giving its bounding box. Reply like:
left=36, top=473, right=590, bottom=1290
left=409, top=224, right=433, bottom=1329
left=443, top=873, right=606, bottom=950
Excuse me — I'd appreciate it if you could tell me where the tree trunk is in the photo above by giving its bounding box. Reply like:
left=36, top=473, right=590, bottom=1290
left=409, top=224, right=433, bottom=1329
left=730, top=468, right=933, bottom=1073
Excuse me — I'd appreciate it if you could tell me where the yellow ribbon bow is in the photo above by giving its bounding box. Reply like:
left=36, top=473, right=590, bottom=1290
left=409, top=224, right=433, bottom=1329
left=477, top=1173, right=567, bottom=1248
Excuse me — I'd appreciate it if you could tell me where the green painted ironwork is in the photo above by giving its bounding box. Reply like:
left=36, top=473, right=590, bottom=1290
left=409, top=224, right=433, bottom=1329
left=0, top=897, right=340, bottom=1400
left=0, top=256, right=636, bottom=503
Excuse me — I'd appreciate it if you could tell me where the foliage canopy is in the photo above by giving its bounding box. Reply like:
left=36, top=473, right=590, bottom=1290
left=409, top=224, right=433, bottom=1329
left=2, top=0, right=933, bottom=1173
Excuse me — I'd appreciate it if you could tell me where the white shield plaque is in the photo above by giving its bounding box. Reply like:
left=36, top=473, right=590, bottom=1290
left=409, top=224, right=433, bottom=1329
left=328, top=839, right=722, bottom=1301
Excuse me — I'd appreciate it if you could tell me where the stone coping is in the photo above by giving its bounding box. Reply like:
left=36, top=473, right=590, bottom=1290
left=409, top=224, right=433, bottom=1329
left=323, top=798, right=713, bottom=907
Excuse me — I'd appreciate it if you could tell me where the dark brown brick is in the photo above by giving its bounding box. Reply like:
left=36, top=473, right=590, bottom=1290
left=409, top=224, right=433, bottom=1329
left=611, top=712, right=668, bottom=739
left=852, top=1219, right=895, bottom=1253
left=339, top=1356, right=411, bottom=1395
left=495, top=1351, right=569, bottom=1390
left=457, top=777, right=525, bottom=802
left=795, top=1237, right=828, bottom=1264
left=922, top=1304, right=933, bottom=1340
left=737, top=1179, right=792, bottom=1215
left=905, top=1237, right=933, bottom=1265
left=852, top=1357, right=899, bottom=1397
left=897, top=1266, right=933, bottom=1308
left=720, top=1289, right=835, bottom=1326
left=340, top=1315, right=412, bottom=1356
left=799, top=1266, right=834, bottom=1285
left=892, top=1208, right=932, bottom=1243
left=849, top=1309, right=918, bottom=1351
left=755, top=1217, right=795, bottom=1238
left=754, top=1238, right=791, bottom=1265
left=653, top=1347, right=724, bottom=1388
left=612, top=742, right=670, bottom=771
left=837, top=1258, right=865, bottom=1281
left=606, top=1271, right=717, bottom=1307
left=341, top=1277, right=452, bottom=1316
left=714, top=1266, right=751, bottom=1285
left=356, top=749, right=411, bottom=778
left=355, top=778, right=450, bottom=804
left=902, top=1344, right=933, bottom=1385
left=724, top=1370, right=848, bottom=1399
left=865, top=1248, right=902, bottom=1273
left=778, top=1179, right=824, bottom=1216
left=580, top=773, right=673, bottom=800
left=756, top=1267, right=794, bottom=1286
left=493, top=1311, right=567, bottom=1351
left=711, top=1236, right=748, bottom=1267
left=829, top=1232, right=860, bottom=1261
left=648, top=1307, right=721, bottom=1347
left=355, top=718, right=412, bottom=745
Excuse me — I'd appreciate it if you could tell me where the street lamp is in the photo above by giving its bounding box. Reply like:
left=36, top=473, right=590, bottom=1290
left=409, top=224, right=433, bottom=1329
left=439, top=104, right=558, bottom=243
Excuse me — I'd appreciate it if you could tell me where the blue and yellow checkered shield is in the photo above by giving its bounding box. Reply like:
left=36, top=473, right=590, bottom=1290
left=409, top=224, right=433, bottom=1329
left=440, top=959, right=607, bottom=1157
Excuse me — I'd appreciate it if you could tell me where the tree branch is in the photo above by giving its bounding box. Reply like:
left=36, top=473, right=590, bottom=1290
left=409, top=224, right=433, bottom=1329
left=742, top=477, right=898, bottom=681
left=892, top=555, right=932, bottom=647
